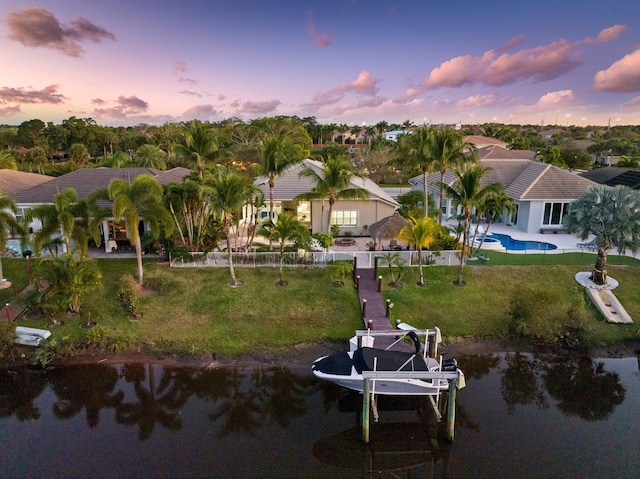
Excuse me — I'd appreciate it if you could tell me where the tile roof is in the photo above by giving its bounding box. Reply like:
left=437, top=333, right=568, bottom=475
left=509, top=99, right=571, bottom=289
left=410, top=156, right=598, bottom=201
left=255, top=159, right=399, bottom=206
left=0, top=169, right=54, bottom=198
left=464, top=135, right=508, bottom=149
left=13, top=167, right=191, bottom=204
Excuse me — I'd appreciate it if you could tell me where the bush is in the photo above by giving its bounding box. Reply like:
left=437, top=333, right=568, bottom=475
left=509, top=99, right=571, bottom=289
left=168, top=246, right=191, bottom=262
left=85, top=325, right=109, bottom=345
left=144, top=268, right=185, bottom=294
left=117, top=274, right=140, bottom=316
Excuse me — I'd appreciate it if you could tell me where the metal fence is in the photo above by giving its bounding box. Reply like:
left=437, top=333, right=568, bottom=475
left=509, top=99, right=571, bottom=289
left=169, top=248, right=640, bottom=269
left=170, top=247, right=640, bottom=269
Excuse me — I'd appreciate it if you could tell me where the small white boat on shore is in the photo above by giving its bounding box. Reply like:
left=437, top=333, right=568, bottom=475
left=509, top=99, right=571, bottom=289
left=312, top=326, right=464, bottom=397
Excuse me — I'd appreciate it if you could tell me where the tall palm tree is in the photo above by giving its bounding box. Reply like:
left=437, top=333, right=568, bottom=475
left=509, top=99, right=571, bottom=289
left=295, top=156, right=369, bottom=234
left=135, top=144, right=167, bottom=170
left=563, top=185, right=640, bottom=285
left=163, top=180, right=215, bottom=252
left=473, top=189, right=516, bottom=255
left=172, top=120, right=221, bottom=179
left=0, top=189, right=19, bottom=284
left=438, top=164, right=502, bottom=285
left=397, top=216, right=441, bottom=286
left=253, top=134, right=304, bottom=223
left=28, top=188, right=88, bottom=256
left=390, top=126, right=438, bottom=218
left=108, top=175, right=173, bottom=286
left=206, top=166, right=252, bottom=287
left=431, top=128, right=476, bottom=224
left=257, top=212, right=308, bottom=285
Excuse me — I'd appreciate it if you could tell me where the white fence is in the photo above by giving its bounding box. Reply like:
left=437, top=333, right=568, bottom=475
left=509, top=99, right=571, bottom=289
left=169, top=250, right=462, bottom=269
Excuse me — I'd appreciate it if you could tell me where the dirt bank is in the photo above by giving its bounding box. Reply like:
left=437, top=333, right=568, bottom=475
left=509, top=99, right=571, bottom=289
left=20, top=336, right=638, bottom=370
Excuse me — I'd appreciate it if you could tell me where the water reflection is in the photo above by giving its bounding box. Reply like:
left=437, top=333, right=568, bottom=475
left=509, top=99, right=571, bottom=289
left=0, top=353, right=634, bottom=478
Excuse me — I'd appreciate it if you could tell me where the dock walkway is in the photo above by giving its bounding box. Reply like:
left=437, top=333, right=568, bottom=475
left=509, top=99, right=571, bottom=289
left=355, top=267, right=410, bottom=351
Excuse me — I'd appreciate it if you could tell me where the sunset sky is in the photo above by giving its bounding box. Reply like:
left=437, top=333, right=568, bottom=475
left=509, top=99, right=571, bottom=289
left=2, top=1, right=640, bottom=127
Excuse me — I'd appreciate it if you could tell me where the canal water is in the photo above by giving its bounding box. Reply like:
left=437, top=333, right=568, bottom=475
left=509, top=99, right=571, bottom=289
left=1, top=353, right=638, bottom=478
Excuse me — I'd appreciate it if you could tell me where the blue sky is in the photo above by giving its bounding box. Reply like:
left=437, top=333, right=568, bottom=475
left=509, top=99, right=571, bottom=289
left=2, top=0, right=640, bottom=127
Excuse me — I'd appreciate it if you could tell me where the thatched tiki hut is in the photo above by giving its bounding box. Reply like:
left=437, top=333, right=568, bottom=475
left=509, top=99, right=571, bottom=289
left=368, top=212, right=410, bottom=250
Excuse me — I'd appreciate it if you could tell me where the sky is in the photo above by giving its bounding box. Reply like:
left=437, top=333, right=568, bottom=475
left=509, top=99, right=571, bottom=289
left=2, top=0, right=640, bottom=128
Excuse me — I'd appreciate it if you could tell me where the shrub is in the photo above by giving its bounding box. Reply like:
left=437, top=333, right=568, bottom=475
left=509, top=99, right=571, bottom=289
left=330, top=224, right=340, bottom=237
left=117, top=274, right=140, bottom=316
left=85, top=325, right=109, bottom=345
left=144, top=268, right=185, bottom=294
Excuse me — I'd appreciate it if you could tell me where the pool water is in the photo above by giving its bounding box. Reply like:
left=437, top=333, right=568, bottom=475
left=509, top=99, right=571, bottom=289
left=489, top=233, right=557, bottom=251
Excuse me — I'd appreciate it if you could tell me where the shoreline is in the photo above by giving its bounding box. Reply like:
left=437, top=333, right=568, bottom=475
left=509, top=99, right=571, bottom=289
left=7, top=337, right=640, bottom=370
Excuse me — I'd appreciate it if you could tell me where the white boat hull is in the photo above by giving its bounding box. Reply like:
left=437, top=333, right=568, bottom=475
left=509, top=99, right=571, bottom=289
left=313, top=350, right=449, bottom=396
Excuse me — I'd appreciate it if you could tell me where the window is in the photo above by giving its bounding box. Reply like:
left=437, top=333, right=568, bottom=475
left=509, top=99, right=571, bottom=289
left=331, top=210, right=358, bottom=226
left=542, top=202, right=570, bottom=225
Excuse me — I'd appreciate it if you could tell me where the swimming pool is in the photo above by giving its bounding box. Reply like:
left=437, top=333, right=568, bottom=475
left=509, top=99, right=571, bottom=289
left=488, top=233, right=557, bottom=251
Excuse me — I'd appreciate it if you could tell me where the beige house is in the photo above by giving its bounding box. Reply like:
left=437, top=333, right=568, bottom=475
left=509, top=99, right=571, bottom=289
left=254, top=159, right=399, bottom=235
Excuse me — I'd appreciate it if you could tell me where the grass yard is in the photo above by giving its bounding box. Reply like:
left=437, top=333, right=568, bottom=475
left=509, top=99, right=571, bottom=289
left=2, top=256, right=640, bottom=363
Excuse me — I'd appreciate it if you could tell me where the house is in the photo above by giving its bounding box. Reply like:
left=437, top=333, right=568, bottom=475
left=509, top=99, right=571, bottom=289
left=382, top=130, right=410, bottom=142
left=11, top=167, right=191, bottom=252
left=408, top=146, right=598, bottom=234
left=0, top=169, right=54, bottom=197
left=579, top=167, right=640, bottom=190
left=253, top=159, right=399, bottom=235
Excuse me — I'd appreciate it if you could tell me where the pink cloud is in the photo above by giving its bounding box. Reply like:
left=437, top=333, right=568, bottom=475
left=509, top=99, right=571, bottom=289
left=306, top=11, right=334, bottom=48
left=592, top=48, right=640, bottom=93
left=5, top=7, right=115, bottom=57
left=0, top=84, right=67, bottom=104
left=494, top=35, right=525, bottom=54
left=239, top=99, right=281, bottom=114
left=421, top=39, right=582, bottom=89
left=536, top=90, right=574, bottom=107
left=230, top=99, right=241, bottom=108
left=456, top=95, right=497, bottom=109
left=182, top=104, right=219, bottom=119
left=389, top=3, right=398, bottom=14
left=304, top=71, right=382, bottom=111
left=173, top=60, right=188, bottom=73
left=0, top=105, right=21, bottom=116
left=92, top=95, right=148, bottom=118
left=91, top=98, right=106, bottom=105
left=178, top=78, right=198, bottom=86
left=620, top=96, right=640, bottom=109
left=338, top=71, right=380, bottom=95
left=584, top=24, right=626, bottom=44
left=180, top=90, right=202, bottom=97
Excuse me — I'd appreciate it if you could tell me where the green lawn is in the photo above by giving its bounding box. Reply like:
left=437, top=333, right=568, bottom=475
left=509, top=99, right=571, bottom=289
left=2, top=256, right=640, bottom=363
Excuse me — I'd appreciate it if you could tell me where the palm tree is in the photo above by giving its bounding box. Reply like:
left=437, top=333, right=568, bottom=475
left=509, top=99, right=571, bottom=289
left=0, top=189, right=19, bottom=285
left=438, top=164, right=502, bottom=285
left=537, top=145, right=564, bottom=167
left=67, top=143, right=89, bottom=166
left=108, top=175, right=173, bottom=286
left=390, top=126, right=437, bottom=218
left=0, top=151, right=18, bottom=170
left=397, top=216, right=441, bottom=286
left=257, top=212, right=308, bottom=285
left=38, top=253, right=102, bottom=314
left=206, top=166, right=252, bottom=287
left=563, top=185, right=640, bottom=285
left=295, top=156, right=369, bottom=234
left=431, top=128, right=477, bottom=224
left=135, top=144, right=167, bottom=170
left=163, top=180, right=215, bottom=251
left=173, top=120, right=221, bottom=179
left=473, top=189, right=516, bottom=255
left=253, top=135, right=304, bottom=223
left=616, top=155, right=640, bottom=168
left=27, top=188, right=88, bottom=256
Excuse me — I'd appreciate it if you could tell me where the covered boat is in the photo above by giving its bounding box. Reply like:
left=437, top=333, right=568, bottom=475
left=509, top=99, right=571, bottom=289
left=312, top=326, right=464, bottom=397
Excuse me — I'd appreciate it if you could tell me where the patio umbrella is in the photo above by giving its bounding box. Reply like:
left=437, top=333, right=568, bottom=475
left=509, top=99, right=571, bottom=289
left=368, top=212, right=410, bottom=248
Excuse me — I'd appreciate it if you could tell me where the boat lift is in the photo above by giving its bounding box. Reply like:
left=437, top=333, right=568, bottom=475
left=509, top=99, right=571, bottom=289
left=352, top=327, right=465, bottom=443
